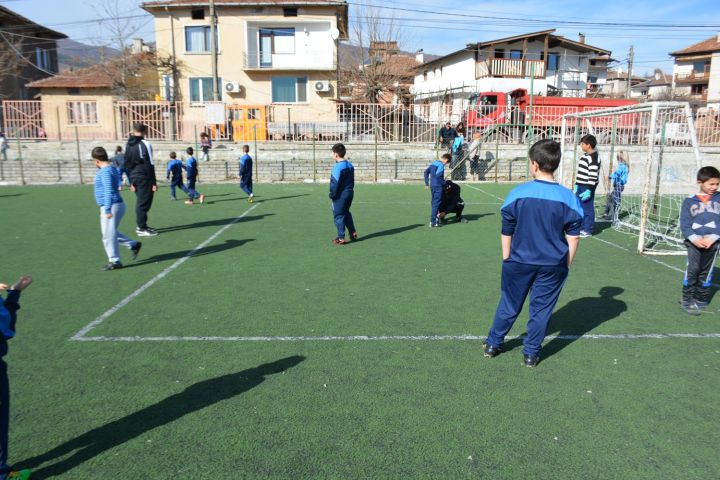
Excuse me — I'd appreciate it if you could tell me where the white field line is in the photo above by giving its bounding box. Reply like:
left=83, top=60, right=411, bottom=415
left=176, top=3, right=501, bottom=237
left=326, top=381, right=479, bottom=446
left=464, top=184, right=506, bottom=202
left=74, top=333, right=720, bottom=342
left=71, top=203, right=260, bottom=341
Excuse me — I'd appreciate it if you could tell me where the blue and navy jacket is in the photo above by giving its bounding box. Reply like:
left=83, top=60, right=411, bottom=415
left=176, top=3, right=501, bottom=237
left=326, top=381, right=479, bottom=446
left=329, top=159, right=354, bottom=200
left=0, top=291, right=21, bottom=351
left=680, top=192, right=720, bottom=244
left=186, top=156, right=198, bottom=181
left=424, top=160, right=445, bottom=188
left=166, top=159, right=185, bottom=183
left=239, top=154, right=253, bottom=180
left=94, top=165, right=123, bottom=214
left=501, top=180, right=584, bottom=266
left=610, top=163, right=628, bottom=186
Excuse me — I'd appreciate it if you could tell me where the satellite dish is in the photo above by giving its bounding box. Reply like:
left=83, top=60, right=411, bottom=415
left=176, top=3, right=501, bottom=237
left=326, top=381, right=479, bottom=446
left=329, top=28, right=340, bottom=40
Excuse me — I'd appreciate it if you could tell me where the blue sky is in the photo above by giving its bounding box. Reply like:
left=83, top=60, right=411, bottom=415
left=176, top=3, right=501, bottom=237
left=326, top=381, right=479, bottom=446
left=4, top=0, right=720, bottom=76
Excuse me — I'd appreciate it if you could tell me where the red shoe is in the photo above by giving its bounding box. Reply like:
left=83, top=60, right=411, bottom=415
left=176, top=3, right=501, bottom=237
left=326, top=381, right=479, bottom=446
left=332, top=238, right=347, bottom=245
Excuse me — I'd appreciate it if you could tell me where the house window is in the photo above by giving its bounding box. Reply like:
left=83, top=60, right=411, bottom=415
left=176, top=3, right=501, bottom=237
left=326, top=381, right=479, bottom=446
left=191, top=8, right=205, bottom=20
left=494, top=48, right=505, bottom=59
left=185, top=26, right=216, bottom=53
left=189, top=77, right=222, bottom=103
left=283, top=7, right=298, bottom=17
left=66, top=101, right=98, bottom=125
left=547, top=53, right=559, bottom=70
left=693, top=61, right=710, bottom=73
left=271, top=76, right=307, bottom=103
left=35, top=47, right=51, bottom=70
left=588, top=74, right=598, bottom=84
left=67, top=88, right=80, bottom=95
left=509, top=50, right=522, bottom=60
left=691, top=84, right=707, bottom=95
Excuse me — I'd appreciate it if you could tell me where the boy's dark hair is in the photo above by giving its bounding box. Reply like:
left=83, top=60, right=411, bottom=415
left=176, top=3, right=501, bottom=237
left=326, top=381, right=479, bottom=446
left=115, top=146, right=122, bottom=154
left=170, top=151, right=177, bottom=159
left=91, top=146, right=109, bottom=162
left=697, top=166, right=720, bottom=182
left=186, top=147, right=194, bottom=155
left=580, top=134, right=597, bottom=149
left=528, top=139, right=561, bottom=173
left=441, top=153, right=451, bottom=162
left=332, top=143, right=346, bottom=157
left=242, top=144, right=250, bottom=153
left=132, top=123, right=147, bottom=135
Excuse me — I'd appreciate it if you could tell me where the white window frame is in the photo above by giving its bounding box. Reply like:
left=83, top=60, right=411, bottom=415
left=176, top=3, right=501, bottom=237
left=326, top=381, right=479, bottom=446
left=189, top=77, right=223, bottom=104
left=66, top=100, right=99, bottom=126
left=271, top=76, right=308, bottom=104
left=184, top=25, right=219, bottom=54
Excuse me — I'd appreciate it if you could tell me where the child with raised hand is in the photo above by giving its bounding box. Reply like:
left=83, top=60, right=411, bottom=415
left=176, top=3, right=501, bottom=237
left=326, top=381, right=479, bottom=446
left=0, top=275, right=33, bottom=480
left=679, top=166, right=720, bottom=315
left=601, top=151, right=629, bottom=222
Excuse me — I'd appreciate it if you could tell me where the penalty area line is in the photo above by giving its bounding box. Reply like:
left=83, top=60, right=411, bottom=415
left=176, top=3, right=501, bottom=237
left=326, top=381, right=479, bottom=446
left=70, top=203, right=260, bottom=341
left=73, top=333, right=720, bottom=342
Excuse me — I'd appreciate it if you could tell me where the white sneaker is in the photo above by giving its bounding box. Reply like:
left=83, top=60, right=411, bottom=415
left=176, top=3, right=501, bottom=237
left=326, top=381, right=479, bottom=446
left=579, top=231, right=591, bottom=238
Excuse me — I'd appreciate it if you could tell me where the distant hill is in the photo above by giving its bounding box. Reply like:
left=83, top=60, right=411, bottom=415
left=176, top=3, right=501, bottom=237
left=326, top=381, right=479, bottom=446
left=58, top=38, right=119, bottom=71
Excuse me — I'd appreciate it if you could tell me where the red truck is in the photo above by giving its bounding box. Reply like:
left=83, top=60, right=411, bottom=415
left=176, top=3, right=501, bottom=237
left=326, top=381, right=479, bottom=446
left=466, top=88, right=637, bottom=138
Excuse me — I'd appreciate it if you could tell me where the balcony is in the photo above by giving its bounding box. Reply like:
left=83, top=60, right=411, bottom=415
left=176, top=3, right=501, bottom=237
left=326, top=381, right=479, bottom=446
left=476, top=59, right=545, bottom=79
left=243, top=51, right=336, bottom=71
left=675, top=71, right=710, bottom=84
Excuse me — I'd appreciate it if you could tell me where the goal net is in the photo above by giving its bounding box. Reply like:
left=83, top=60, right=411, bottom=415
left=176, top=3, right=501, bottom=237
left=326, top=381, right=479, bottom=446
left=559, top=102, right=703, bottom=255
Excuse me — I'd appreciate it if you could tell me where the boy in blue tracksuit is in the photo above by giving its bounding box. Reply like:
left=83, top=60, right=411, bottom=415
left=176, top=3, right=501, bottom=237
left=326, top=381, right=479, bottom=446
left=93, top=146, right=142, bottom=270
left=239, top=144, right=254, bottom=203
left=424, top=153, right=451, bottom=227
left=329, top=143, right=357, bottom=245
left=166, top=151, right=190, bottom=201
left=679, top=166, right=720, bottom=315
left=0, top=275, right=33, bottom=480
left=484, top=139, right=583, bottom=367
left=183, top=147, right=205, bottom=205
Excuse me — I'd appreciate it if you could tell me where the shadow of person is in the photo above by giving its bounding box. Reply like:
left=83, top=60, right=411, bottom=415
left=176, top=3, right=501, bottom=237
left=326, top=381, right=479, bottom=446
left=126, top=238, right=255, bottom=267
left=502, top=287, right=626, bottom=361
left=209, top=194, right=309, bottom=205
left=357, top=224, right=423, bottom=241
left=158, top=214, right=274, bottom=233
left=450, top=212, right=495, bottom=222
left=20, top=356, right=305, bottom=479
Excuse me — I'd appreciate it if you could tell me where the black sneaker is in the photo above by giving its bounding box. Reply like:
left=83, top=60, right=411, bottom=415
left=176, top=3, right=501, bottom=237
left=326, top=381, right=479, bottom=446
left=523, top=354, right=540, bottom=367
left=483, top=342, right=501, bottom=358
left=131, top=242, right=142, bottom=260
left=102, top=262, right=123, bottom=271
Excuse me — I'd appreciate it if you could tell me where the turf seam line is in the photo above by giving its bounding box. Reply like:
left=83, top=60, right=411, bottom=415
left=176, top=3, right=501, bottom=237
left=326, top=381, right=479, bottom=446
left=70, top=203, right=260, bottom=341
left=73, top=333, right=720, bottom=342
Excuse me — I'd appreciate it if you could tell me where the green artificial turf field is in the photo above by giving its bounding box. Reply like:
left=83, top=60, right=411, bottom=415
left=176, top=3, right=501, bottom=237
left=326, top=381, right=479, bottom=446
left=0, top=182, right=718, bottom=479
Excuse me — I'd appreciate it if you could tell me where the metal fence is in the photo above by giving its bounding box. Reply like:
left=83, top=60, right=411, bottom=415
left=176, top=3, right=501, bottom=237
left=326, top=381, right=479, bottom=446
left=2, top=100, right=720, bottom=146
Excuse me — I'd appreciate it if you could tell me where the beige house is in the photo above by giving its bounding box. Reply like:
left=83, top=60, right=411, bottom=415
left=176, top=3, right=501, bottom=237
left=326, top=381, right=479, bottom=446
left=670, top=34, right=720, bottom=109
left=142, top=0, right=348, bottom=121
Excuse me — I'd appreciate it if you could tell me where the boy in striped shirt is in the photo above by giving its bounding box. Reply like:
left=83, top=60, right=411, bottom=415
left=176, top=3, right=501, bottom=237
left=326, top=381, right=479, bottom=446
left=93, top=147, right=142, bottom=270
left=574, top=134, right=600, bottom=237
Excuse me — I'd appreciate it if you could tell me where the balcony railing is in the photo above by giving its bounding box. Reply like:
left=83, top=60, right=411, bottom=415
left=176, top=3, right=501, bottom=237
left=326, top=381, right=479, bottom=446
left=476, top=59, right=545, bottom=79
left=243, top=52, right=336, bottom=70
left=674, top=71, right=710, bottom=83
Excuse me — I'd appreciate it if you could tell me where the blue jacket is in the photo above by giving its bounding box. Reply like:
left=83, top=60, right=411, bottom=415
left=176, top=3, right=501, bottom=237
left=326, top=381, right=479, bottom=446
left=680, top=192, right=720, bottom=243
left=166, top=159, right=185, bottom=182
left=0, top=291, right=21, bottom=343
left=239, top=154, right=253, bottom=179
left=610, top=163, right=628, bottom=186
left=186, top=156, right=198, bottom=181
left=452, top=135, right=464, bottom=153
left=424, top=160, right=445, bottom=188
left=330, top=160, right=354, bottom=200
left=94, top=165, right=123, bottom=214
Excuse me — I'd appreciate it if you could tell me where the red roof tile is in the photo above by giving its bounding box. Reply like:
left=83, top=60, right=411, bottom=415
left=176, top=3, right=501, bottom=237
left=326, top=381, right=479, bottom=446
left=26, top=65, right=114, bottom=89
left=670, top=35, right=720, bottom=56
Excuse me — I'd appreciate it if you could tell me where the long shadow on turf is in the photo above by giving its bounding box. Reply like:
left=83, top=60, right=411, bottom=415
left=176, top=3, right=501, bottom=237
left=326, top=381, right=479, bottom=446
left=126, top=238, right=255, bottom=267
left=503, top=287, right=627, bottom=361
left=0, top=193, right=24, bottom=198
left=356, top=223, right=424, bottom=241
left=20, top=356, right=306, bottom=479
left=157, top=213, right=273, bottom=233
left=209, top=193, right=309, bottom=205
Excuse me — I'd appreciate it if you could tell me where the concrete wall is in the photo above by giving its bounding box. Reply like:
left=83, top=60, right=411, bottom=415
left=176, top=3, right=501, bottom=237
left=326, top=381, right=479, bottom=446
left=2, top=141, right=718, bottom=193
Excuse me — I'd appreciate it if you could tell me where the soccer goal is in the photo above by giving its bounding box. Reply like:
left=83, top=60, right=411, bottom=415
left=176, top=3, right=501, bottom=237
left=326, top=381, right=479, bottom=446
left=559, top=102, right=703, bottom=255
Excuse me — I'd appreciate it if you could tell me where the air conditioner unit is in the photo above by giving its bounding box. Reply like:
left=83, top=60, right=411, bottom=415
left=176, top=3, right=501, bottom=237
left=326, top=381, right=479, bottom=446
left=314, top=80, right=331, bottom=92
left=224, top=81, right=241, bottom=93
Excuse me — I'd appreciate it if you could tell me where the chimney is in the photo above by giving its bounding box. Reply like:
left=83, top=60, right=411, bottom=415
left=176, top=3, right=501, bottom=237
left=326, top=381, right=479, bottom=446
left=578, top=32, right=586, bottom=44
left=132, top=38, right=144, bottom=54
left=416, top=49, right=424, bottom=64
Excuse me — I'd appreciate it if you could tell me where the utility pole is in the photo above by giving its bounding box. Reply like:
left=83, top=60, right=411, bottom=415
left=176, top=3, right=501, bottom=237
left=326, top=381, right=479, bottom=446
left=210, top=0, right=219, bottom=101
left=625, top=45, right=634, bottom=99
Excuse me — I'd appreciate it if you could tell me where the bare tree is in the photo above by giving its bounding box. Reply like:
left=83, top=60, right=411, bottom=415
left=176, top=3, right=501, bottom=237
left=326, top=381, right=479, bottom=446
left=0, top=34, right=25, bottom=99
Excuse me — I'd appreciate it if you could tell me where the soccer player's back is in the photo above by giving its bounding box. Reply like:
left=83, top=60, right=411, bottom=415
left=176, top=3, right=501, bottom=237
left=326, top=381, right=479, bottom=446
left=239, top=145, right=254, bottom=202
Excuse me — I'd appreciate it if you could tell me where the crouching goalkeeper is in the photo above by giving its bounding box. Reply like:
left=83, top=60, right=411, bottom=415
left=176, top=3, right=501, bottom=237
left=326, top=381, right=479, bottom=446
left=437, top=180, right=467, bottom=224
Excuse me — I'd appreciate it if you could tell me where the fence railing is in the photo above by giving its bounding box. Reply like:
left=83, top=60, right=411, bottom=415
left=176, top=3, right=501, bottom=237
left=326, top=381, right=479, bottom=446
left=2, top=100, right=719, bottom=146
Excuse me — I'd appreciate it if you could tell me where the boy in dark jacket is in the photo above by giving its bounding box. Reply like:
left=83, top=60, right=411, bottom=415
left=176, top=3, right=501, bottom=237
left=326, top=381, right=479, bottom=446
left=329, top=143, right=357, bottom=245
left=679, top=166, right=720, bottom=315
left=424, top=154, right=451, bottom=227
left=438, top=180, right=467, bottom=224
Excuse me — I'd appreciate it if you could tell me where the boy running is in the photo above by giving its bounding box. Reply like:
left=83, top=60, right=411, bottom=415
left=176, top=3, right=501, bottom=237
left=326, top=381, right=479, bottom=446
left=184, top=147, right=205, bottom=205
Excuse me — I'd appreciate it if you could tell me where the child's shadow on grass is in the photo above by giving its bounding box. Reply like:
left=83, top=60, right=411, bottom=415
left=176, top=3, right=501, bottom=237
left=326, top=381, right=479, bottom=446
left=20, top=356, right=306, bottom=479
left=209, top=194, right=309, bottom=205
left=157, top=214, right=273, bottom=233
left=503, top=287, right=627, bottom=362
left=357, top=223, right=423, bottom=241
left=128, top=238, right=254, bottom=267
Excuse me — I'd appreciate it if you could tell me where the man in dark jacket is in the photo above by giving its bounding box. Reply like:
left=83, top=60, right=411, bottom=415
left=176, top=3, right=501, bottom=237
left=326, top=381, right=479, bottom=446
left=438, top=180, right=467, bottom=223
left=124, top=123, right=158, bottom=237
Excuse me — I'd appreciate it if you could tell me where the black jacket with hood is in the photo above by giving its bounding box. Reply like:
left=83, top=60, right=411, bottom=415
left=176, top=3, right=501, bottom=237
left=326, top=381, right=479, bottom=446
left=124, top=135, right=157, bottom=185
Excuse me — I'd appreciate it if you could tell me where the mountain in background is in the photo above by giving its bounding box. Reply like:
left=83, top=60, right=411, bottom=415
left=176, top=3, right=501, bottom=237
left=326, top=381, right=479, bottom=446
left=58, top=38, right=119, bottom=71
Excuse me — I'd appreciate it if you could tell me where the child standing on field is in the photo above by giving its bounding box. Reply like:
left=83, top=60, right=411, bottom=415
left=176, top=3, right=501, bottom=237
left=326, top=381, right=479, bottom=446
left=601, top=151, right=629, bottom=222
left=679, top=166, right=720, bottom=315
left=200, top=132, right=212, bottom=162
left=166, top=151, right=190, bottom=201
left=0, top=133, right=9, bottom=162
left=0, top=274, right=33, bottom=480
left=93, top=146, right=142, bottom=270
left=424, top=153, right=451, bottom=227
left=239, top=145, right=254, bottom=203
left=483, top=139, right=583, bottom=367
left=184, top=147, right=205, bottom=205
left=573, top=134, right=600, bottom=237
left=329, top=143, right=357, bottom=245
